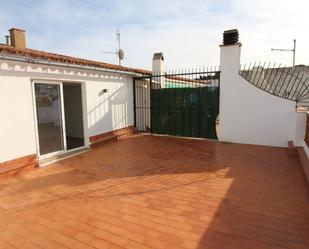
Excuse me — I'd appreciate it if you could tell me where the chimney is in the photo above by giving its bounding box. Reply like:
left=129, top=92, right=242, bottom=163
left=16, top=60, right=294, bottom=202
left=152, top=52, right=165, bottom=87
left=220, top=29, right=241, bottom=73
left=5, top=35, right=10, bottom=45
left=219, top=29, right=241, bottom=141
left=152, top=52, right=164, bottom=75
left=9, top=28, right=26, bottom=49
left=223, top=29, right=239, bottom=45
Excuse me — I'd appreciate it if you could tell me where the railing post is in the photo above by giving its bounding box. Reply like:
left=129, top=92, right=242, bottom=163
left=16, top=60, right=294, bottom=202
left=150, top=76, right=153, bottom=134
left=133, top=77, right=136, bottom=128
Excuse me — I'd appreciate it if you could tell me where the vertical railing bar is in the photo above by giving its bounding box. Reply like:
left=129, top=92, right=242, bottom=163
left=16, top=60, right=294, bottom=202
left=263, top=62, right=274, bottom=91
left=181, top=67, right=186, bottom=136
left=273, top=65, right=286, bottom=95
left=145, top=77, right=148, bottom=131
left=252, top=62, right=262, bottom=85
left=144, top=77, right=146, bottom=132
left=261, top=62, right=272, bottom=89
left=288, top=71, right=302, bottom=100
left=138, top=79, right=141, bottom=131
left=292, top=74, right=305, bottom=101
left=159, top=70, right=162, bottom=133
left=297, top=75, right=309, bottom=100
left=172, top=67, right=174, bottom=135
left=269, top=63, right=281, bottom=92
left=291, top=73, right=305, bottom=100
left=147, top=76, right=150, bottom=132
left=198, top=67, right=201, bottom=137
left=143, top=78, right=150, bottom=132
left=136, top=79, right=138, bottom=131
left=188, top=68, right=192, bottom=136
left=297, top=78, right=309, bottom=102
left=141, top=78, right=146, bottom=132
left=139, top=79, right=142, bottom=131
left=264, top=62, right=276, bottom=91
left=284, top=66, right=297, bottom=98
left=248, top=62, right=257, bottom=82
left=278, top=67, right=292, bottom=97
left=186, top=67, right=189, bottom=136
left=296, top=74, right=309, bottom=101
left=161, top=68, right=165, bottom=134
left=133, top=77, right=137, bottom=129
left=149, top=76, right=153, bottom=133
left=256, top=62, right=266, bottom=88
left=267, top=62, right=277, bottom=91
left=246, top=62, right=252, bottom=80
left=240, top=63, right=247, bottom=77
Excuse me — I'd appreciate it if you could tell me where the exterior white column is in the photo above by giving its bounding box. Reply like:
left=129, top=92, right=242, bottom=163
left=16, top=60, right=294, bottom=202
left=219, top=43, right=241, bottom=142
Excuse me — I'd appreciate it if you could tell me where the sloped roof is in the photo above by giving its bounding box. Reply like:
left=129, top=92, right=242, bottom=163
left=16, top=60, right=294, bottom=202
left=0, top=44, right=151, bottom=75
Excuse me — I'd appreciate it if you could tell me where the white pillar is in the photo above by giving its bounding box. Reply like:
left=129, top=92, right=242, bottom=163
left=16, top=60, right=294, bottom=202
left=220, top=43, right=241, bottom=78
left=219, top=43, right=242, bottom=142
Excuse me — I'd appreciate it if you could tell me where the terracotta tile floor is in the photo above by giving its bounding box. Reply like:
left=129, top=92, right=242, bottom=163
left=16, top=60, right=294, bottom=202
left=1, top=135, right=309, bottom=249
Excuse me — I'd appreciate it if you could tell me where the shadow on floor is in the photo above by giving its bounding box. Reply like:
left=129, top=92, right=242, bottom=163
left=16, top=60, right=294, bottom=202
left=194, top=141, right=309, bottom=249
left=1, top=134, right=309, bottom=249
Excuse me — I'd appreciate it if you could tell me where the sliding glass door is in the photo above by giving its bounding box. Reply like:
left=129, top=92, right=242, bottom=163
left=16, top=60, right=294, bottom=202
left=34, top=83, right=66, bottom=156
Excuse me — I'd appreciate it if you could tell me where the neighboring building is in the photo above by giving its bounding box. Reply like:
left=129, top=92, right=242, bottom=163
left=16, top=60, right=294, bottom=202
left=0, top=28, right=150, bottom=172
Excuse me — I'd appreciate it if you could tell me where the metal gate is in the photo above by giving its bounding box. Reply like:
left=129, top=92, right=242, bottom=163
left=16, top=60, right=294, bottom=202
left=133, top=68, right=220, bottom=139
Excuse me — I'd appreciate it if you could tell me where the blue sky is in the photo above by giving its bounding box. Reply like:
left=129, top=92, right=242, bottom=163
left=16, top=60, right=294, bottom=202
left=0, top=0, right=308, bottom=69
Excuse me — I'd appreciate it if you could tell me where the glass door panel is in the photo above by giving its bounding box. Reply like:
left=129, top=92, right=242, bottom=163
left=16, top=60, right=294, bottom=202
left=34, top=83, right=64, bottom=155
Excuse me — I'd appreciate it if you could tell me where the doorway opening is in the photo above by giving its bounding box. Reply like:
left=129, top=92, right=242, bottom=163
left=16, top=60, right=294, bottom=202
left=63, top=83, right=85, bottom=150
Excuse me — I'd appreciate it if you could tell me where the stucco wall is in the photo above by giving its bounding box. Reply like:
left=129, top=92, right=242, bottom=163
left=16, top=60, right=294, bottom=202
left=0, top=60, right=134, bottom=163
left=219, top=44, right=306, bottom=147
left=0, top=75, right=37, bottom=162
left=86, top=77, right=133, bottom=137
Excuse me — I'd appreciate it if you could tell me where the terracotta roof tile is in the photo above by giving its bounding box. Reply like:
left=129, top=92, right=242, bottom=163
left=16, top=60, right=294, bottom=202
left=0, top=44, right=151, bottom=75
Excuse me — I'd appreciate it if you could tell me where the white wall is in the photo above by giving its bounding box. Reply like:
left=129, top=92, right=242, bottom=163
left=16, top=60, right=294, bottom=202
left=294, top=113, right=307, bottom=146
left=0, top=60, right=134, bottom=163
left=301, top=140, right=309, bottom=158
left=219, top=44, right=306, bottom=147
left=86, top=75, right=134, bottom=137
left=0, top=75, right=37, bottom=162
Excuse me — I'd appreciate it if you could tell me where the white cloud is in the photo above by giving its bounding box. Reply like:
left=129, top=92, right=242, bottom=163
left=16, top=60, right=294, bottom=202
left=1, top=0, right=308, bottom=70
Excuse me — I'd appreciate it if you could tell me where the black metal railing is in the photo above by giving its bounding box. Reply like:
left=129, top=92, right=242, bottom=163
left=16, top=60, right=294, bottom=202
left=239, top=63, right=309, bottom=108
left=133, top=67, right=220, bottom=139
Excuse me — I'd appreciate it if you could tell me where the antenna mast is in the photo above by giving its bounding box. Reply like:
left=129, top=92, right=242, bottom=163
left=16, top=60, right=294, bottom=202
left=116, top=29, right=122, bottom=66
left=271, top=39, right=296, bottom=67
left=117, top=29, right=120, bottom=50
left=102, top=29, right=125, bottom=66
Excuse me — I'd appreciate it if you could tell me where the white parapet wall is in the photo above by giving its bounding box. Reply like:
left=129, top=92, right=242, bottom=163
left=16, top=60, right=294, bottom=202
left=219, top=43, right=306, bottom=147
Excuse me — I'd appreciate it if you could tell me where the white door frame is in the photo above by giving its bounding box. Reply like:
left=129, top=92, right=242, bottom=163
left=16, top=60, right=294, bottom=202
left=32, top=80, right=87, bottom=160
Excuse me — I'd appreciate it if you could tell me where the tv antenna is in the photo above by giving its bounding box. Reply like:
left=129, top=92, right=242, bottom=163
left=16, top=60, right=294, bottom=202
left=102, top=29, right=125, bottom=66
left=271, top=39, right=296, bottom=67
